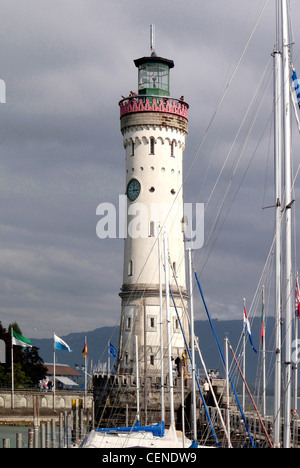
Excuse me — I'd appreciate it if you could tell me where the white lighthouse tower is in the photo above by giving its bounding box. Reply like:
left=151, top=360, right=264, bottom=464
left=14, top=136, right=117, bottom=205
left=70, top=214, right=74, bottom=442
left=117, top=30, right=190, bottom=383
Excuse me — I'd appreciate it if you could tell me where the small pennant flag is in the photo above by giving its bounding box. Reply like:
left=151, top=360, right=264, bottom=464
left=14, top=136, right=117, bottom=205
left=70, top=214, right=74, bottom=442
left=261, top=288, right=265, bottom=344
left=54, top=334, right=72, bottom=352
left=243, top=305, right=257, bottom=353
left=295, top=274, right=300, bottom=318
left=12, top=330, right=32, bottom=348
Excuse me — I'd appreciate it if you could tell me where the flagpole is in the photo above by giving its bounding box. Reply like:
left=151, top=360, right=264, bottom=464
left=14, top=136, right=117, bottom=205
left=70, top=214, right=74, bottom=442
left=84, top=336, right=87, bottom=410
left=11, top=328, right=14, bottom=410
left=108, top=340, right=110, bottom=376
left=225, top=336, right=231, bottom=449
left=294, top=272, right=299, bottom=414
left=242, top=298, right=246, bottom=412
left=53, top=333, right=56, bottom=410
left=262, top=285, right=266, bottom=418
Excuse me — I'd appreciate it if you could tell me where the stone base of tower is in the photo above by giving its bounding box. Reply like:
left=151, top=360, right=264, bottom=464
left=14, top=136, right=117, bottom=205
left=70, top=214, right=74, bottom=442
left=93, top=373, right=196, bottom=434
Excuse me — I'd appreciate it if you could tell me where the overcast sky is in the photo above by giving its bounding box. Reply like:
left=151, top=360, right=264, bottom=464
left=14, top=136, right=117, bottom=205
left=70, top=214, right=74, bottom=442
left=1, top=0, right=300, bottom=340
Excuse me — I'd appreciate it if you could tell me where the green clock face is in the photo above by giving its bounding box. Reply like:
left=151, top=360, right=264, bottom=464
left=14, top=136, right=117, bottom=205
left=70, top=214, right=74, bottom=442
left=127, top=178, right=141, bottom=202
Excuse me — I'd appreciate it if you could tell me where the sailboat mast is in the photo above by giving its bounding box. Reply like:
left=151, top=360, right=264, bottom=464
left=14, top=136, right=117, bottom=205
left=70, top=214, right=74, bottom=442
left=188, top=248, right=197, bottom=442
left=163, top=231, right=175, bottom=427
left=158, top=227, right=165, bottom=424
left=262, top=286, right=266, bottom=418
left=273, top=0, right=283, bottom=448
left=282, top=0, right=293, bottom=449
left=273, top=42, right=283, bottom=448
left=294, top=272, right=299, bottom=415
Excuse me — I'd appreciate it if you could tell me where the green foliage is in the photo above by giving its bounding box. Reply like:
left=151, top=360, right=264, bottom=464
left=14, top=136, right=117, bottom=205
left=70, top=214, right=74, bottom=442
left=7, top=362, right=32, bottom=388
left=0, top=321, right=47, bottom=388
left=0, top=364, right=8, bottom=386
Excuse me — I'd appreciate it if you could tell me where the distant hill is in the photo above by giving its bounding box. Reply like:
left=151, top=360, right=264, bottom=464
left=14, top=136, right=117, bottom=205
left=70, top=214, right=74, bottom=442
left=32, top=318, right=275, bottom=390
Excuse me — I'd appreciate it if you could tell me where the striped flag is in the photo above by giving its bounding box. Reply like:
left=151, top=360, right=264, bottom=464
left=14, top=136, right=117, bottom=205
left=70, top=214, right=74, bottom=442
left=243, top=305, right=257, bottom=353
left=54, top=334, right=72, bottom=352
left=12, top=330, right=32, bottom=348
left=82, top=341, right=88, bottom=358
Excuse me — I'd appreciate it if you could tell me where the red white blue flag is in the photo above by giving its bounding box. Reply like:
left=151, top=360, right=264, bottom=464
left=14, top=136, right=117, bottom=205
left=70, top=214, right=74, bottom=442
left=243, top=305, right=257, bottom=353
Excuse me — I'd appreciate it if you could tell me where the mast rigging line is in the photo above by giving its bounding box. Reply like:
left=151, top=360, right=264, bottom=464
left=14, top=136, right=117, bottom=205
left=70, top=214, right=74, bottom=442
left=198, top=56, right=272, bottom=213
left=194, top=270, right=256, bottom=448
left=194, top=69, right=274, bottom=280
left=182, top=0, right=270, bottom=189
left=168, top=285, right=221, bottom=448
left=168, top=254, right=232, bottom=447
left=229, top=342, right=274, bottom=448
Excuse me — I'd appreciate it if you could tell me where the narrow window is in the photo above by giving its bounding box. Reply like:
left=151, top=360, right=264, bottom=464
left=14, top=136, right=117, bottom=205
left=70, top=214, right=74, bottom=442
left=127, top=317, right=131, bottom=330
left=150, top=355, right=154, bottom=366
left=173, top=317, right=179, bottom=332
left=172, top=262, right=177, bottom=276
left=149, top=221, right=155, bottom=237
left=131, top=140, right=135, bottom=156
left=150, top=137, right=155, bottom=155
left=150, top=317, right=155, bottom=328
left=171, top=141, right=175, bottom=157
left=128, top=260, right=133, bottom=276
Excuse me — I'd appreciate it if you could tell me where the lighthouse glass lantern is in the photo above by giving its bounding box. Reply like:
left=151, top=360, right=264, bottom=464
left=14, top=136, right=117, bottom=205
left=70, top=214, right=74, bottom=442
left=134, top=56, right=174, bottom=97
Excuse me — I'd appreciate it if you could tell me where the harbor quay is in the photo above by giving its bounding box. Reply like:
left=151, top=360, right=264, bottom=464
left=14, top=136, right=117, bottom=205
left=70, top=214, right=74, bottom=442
left=0, top=388, right=93, bottom=422
left=0, top=388, right=94, bottom=448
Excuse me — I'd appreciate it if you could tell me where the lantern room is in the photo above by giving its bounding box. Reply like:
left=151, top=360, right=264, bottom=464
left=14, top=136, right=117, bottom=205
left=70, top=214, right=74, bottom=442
left=134, top=55, right=174, bottom=97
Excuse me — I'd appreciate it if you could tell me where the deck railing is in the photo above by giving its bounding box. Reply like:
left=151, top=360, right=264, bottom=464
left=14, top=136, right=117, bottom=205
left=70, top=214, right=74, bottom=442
left=119, top=94, right=189, bottom=119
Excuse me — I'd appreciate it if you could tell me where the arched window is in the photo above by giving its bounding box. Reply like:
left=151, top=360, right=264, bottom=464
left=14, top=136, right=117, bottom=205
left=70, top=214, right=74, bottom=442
left=149, top=137, right=155, bottom=155
left=128, top=260, right=133, bottom=276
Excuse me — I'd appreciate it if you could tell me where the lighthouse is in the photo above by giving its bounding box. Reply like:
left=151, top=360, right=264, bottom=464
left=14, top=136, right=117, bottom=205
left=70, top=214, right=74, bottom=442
left=117, top=29, right=190, bottom=384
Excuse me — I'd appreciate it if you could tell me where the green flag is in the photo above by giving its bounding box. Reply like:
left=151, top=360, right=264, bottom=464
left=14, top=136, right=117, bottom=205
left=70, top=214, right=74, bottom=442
left=12, top=330, right=32, bottom=348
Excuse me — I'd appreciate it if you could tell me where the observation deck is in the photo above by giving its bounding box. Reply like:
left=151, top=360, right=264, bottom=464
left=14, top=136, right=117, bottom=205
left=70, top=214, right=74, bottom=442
left=119, top=94, right=189, bottom=120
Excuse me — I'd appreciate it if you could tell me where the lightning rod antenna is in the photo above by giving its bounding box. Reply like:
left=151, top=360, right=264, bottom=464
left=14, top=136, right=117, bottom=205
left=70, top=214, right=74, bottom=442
left=150, top=24, right=156, bottom=56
